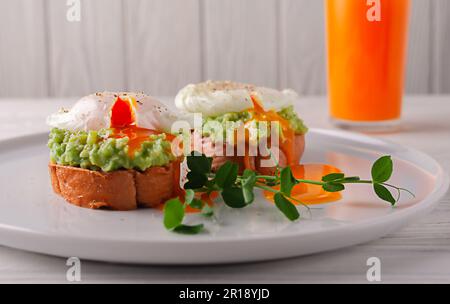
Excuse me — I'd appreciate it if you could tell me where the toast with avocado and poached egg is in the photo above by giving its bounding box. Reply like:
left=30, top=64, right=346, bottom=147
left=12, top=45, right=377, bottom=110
left=175, top=81, right=308, bottom=175
left=47, top=92, right=184, bottom=210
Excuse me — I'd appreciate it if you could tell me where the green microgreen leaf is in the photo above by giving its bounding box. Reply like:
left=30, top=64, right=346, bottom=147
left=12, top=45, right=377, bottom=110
left=163, top=198, right=185, bottom=230
left=373, top=183, right=396, bottom=206
left=184, top=171, right=208, bottom=189
left=221, top=187, right=247, bottom=209
left=342, top=176, right=361, bottom=182
left=187, top=151, right=212, bottom=174
left=214, top=161, right=239, bottom=189
left=173, top=224, right=204, bottom=235
left=241, top=169, right=257, bottom=204
left=184, top=189, right=195, bottom=205
left=266, top=180, right=279, bottom=187
left=280, top=167, right=298, bottom=196
left=201, top=204, right=214, bottom=218
left=322, top=183, right=345, bottom=192
left=184, top=184, right=204, bottom=209
left=322, top=173, right=345, bottom=182
left=189, top=198, right=204, bottom=209
left=184, top=152, right=214, bottom=190
left=274, top=193, right=300, bottom=221
left=165, top=152, right=412, bottom=235
left=371, top=156, right=393, bottom=183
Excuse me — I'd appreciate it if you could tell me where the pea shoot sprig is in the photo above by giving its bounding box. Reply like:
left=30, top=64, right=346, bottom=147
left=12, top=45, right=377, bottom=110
left=163, top=153, right=414, bottom=234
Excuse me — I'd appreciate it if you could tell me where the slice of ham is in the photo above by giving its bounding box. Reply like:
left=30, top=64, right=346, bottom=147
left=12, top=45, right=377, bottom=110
left=255, top=134, right=305, bottom=175
left=191, top=132, right=305, bottom=174
left=49, top=163, right=179, bottom=211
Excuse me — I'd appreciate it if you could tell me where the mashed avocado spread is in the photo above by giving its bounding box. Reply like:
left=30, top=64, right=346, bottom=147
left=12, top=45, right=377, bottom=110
left=202, top=106, right=308, bottom=140
left=48, top=128, right=175, bottom=172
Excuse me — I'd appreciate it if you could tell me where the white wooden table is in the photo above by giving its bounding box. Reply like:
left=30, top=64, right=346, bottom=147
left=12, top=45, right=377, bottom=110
left=0, top=96, right=449, bottom=284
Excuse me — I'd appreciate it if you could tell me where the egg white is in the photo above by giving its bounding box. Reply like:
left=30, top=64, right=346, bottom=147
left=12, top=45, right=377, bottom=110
left=46, top=92, right=194, bottom=132
left=175, top=81, right=299, bottom=117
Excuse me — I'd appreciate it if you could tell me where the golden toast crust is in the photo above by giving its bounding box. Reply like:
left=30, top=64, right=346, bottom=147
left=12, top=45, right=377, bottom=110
left=49, top=163, right=178, bottom=211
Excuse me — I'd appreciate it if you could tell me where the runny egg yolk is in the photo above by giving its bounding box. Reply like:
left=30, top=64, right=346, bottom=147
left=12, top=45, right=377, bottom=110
left=109, top=96, right=174, bottom=157
left=109, top=95, right=184, bottom=202
left=264, top=164, right=343, bottom=205
left=243, top=97, right=342, bottom=205
left=110, top=96, right=136, bottom=128
left=243, top=96, right=296, bottom=168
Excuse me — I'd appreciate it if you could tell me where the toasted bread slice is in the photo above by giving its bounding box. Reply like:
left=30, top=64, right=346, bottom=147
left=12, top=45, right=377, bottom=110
left=49, top=163, right=179, bottom=211
left=135, top=165, right=178, bottom=208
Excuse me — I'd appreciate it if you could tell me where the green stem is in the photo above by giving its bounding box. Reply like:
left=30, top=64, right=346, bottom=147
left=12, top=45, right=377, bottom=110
left=254, top=183, right=278, bottom=193
left=382, top=183, right=416, bottom=198
left=254, top=183, right=311, bottom=212
left=254, top=176, right=376, bottom=187
left=255, top=175, right=278, bottom=181
left=295, top=179, right=326, bottom=186
left=341, top=180, right=373, bottom=185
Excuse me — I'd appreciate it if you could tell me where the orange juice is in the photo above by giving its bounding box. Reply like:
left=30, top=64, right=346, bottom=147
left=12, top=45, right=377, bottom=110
left=326, top=0, right=410, bottom=128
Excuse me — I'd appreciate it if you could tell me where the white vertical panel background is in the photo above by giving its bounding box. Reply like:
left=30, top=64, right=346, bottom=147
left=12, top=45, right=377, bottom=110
left=46, top=0, right=125, bottom=97
left=0, top=0, right=449, bottom=97
left=280, top=0, right=326, bottom=94
left=432, top=0, right=450, bottom=94
left=203, top=0, right=279, bottom=88
left=124, top=0, right=203, bottom=96
left=0, top=0, right=48, bottom=97
left=405, top=0, right=433, bottom=94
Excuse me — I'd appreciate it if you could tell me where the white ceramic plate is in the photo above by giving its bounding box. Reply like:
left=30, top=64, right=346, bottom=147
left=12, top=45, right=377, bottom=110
left=0, top=129, right=447, bottom=265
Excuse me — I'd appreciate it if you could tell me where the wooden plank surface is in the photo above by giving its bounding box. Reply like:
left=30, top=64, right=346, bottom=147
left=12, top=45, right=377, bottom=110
left=203, top=0, right=279, bottom=88
left=0, top=0, right=48, bottom=97
left=0, top=96, right=449, bottom=283
left=124, top=0, right=203, bottom=96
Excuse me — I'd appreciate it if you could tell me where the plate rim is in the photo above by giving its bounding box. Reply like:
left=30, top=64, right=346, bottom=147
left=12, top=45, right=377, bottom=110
left=0, top=129, right=448, bottom=264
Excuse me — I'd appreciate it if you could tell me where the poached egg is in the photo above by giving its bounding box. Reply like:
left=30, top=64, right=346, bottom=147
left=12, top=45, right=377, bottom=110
left=47, top=92, right=193, bottom=132
left=175, top=81, right=299, bottom=117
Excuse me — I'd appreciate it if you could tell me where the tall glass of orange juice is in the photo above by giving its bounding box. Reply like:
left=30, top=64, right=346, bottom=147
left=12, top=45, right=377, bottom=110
left=326, top=0, right=410, bottom=131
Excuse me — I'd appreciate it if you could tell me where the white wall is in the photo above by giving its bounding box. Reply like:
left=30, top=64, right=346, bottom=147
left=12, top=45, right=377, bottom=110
left=0, top=0, right=449, bottom=98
